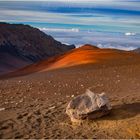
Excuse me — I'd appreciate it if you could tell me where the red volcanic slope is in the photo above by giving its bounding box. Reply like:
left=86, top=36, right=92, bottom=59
left=41, top=45, right=136, bottom=71
left=5, top=45, right=138, bottom=77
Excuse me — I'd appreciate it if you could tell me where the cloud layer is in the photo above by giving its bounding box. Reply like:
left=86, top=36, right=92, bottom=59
left=0, top=0, right=140, bottom=50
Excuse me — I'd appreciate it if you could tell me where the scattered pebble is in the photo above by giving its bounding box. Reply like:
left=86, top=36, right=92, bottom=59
left=11, top=101, right=15, bottom=104
left=71, top=95, right=75, bottom=98
left=76, top=91, right=79, bottom=94
left=19, top=99, right=24, bottom=103
left=15, top=103, right=18, bottom=105
left=0, top=108, right=5, bottom=111
left=49, top=106, right=56, bottom=110
left=4, top=102, right=9, bottom=104
left=116, top=75, right=120, bottom=78
left=118, top=79, right=120, bottom=82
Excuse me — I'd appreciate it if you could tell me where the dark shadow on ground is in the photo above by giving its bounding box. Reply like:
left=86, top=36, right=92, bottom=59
left=101, top=102, right=140, bottom=120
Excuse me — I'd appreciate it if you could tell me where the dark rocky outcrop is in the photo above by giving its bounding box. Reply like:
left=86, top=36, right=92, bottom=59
left=133, top=48, right=140, bottom=53
left=0, top=22, right=75, bottom=74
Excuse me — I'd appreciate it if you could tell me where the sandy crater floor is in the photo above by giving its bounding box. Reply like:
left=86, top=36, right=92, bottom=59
left=0, top=62, right=140, bottom=139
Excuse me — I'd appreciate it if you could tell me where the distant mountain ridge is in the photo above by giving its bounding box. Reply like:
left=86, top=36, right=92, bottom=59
left=0, top=22, right=75, bottom=74
left=133, top=48, right=140, bottom=53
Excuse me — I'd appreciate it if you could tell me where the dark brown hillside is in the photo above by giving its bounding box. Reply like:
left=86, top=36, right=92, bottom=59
left=0, top=22, right=75, bottom=74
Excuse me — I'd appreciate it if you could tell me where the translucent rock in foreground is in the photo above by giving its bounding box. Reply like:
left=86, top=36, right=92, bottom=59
left=66, top=89, right=112, bottom=123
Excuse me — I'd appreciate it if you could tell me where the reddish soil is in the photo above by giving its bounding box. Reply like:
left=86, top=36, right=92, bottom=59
left=0, top=46, right=140, bottom=139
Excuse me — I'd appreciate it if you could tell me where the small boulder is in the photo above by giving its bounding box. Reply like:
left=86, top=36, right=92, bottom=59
left=66, top=89, right=112, bottom=122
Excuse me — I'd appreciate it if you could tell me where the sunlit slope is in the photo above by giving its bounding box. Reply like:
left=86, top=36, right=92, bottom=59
left=3, top=44, right=138, bottom=78
left=42, top=44, right=134, bottom=71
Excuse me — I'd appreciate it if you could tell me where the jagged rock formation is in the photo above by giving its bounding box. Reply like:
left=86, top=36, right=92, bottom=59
left=0, top=22, right=75, bottom=74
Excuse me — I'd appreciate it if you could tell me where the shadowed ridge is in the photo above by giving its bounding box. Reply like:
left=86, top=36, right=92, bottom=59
left=0, top=22, right=75, bottom=75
